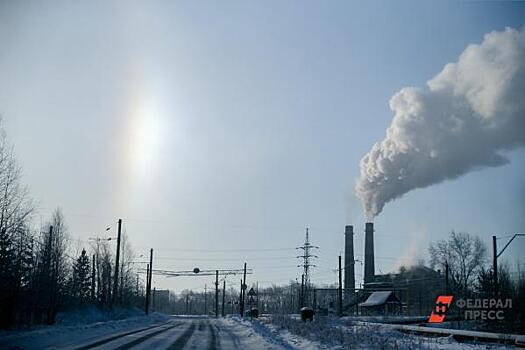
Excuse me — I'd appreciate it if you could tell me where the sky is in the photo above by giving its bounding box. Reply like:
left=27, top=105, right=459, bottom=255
left=0, top=0, right=524, bottom=293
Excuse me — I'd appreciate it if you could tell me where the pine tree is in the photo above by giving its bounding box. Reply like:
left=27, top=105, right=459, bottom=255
left=72, top=249, right=91, bottom=306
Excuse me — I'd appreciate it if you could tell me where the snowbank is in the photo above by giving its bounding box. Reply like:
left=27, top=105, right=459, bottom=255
left=0, top=308, right=169, bottom=350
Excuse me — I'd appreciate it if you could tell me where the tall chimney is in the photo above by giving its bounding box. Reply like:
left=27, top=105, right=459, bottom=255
left=344, top=225, right=355, bottom=301
left=364, top=222, right=375, bottom=286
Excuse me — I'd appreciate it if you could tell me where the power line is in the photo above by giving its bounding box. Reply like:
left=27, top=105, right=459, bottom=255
left=144, top=247, right=297, bottom=253
left=154, top=256, right=295, bottom=262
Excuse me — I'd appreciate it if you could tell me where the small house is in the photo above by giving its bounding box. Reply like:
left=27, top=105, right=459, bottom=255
left=359, top=291, right=402, bottom=315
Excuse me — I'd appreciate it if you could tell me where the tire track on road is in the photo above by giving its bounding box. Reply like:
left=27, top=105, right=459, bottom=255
left=72, top=322, right=172, bottom=350
left=113, top=322, right=180, bottom=350
left=208, top=322, right=217, bottom=350
left=167, top=322, right=196, bottom=350
left=217, top=321, right=242, bottom=350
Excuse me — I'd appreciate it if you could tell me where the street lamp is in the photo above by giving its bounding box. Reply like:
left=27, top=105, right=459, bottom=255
left=493, top=233, right=524, bottom=295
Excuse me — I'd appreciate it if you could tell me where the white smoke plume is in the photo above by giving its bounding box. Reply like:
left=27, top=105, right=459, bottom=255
left=356, top=27, right=525, bottom=220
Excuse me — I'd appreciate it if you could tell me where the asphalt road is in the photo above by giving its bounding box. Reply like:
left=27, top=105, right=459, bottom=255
left=59, top=317, right=252, bottom=350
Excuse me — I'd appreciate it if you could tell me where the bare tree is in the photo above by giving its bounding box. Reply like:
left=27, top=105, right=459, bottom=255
left=98, top=241, right=113, bottom=308
left=429, top=231, right=487, bottom=295
left=34, top=208, right=71, bottom=324
left=0, top=123, right=34, bottom=328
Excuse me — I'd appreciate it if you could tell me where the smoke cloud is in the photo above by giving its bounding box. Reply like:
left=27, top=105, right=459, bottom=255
left=356, top=28, right=525, bottom=220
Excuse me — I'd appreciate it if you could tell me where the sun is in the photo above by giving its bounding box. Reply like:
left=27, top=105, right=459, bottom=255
left=127, top=93, right=165, bottom=179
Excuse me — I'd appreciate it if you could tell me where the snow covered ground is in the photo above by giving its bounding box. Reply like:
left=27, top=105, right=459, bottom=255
left=260, top=315, right=516, bottom=350
left=0, top=313, right=518, bottom=349
left=0, top=311, right=170, bottom=350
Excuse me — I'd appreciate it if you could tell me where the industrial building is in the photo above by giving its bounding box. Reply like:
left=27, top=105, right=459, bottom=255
left=343, top=223, right=446, bottom=316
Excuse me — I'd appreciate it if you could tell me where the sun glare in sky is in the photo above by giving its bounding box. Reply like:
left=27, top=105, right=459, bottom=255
left=123, top=69, right=167, bottom=184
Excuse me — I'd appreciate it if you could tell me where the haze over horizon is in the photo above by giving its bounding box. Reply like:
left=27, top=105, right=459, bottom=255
left=0, top=1, right=524, bottom=292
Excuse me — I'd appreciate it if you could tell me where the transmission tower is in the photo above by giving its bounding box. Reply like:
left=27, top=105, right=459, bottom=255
left=296, top=228, right=318, bottom=306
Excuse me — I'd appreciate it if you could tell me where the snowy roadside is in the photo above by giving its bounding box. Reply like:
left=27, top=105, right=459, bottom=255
left=0, top=308, right=170, bottom=350
left=257, top=315, right=515, bottom=350
left=222, top=316, right=328, bottom=350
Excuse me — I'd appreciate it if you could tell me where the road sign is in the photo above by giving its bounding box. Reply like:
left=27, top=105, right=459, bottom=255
left=248, top=296, right=255, bottom=305
left=248, top=287, right=256, bottom=296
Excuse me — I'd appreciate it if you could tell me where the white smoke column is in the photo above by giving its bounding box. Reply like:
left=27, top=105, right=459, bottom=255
left=356, top=28, right=525, bottom=220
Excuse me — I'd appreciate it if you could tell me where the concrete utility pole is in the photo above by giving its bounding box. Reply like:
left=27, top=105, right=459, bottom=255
left=215, top=270, right=219, bottom=318
left=145, top=264, right=149, bottom=293
left=145, top=249, right=153, bottom=314
left=145, top=264, right=149, bottom=313
left=338, top=255, right=343, bottom=317
left=221, top=279, right=226, bottom=317
left=240, top=262, right=247, bottom=317
left=239, top=279, right=243, bottom=317
left=493, top=236, right=498, bottom=296
left=112, top=219, right=122, bottom=305
left=204, top=284, right=207, bottom=315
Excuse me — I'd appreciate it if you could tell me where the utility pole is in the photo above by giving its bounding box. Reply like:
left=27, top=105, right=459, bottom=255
left=204, top=284, right=207, bottom=315
left=296, top=228, right=318, bottom=307
left=338, top=255, right=343, bottom=317
left=239, top=279, right=243, bottom=317
left=493, top=236, right=498, bottom=296
left=215, top=270, right=219, bottom=318
left=221, top=279, right=226, bottom=317
left=145, top=263, right=149, bottom=313
left=240, top=262, right=247, bottom=317
left=112, top=219, right=122, bottom=306
left=91, top=254, right=96, bottom=300
left=145, top=248, right=153, bottom=314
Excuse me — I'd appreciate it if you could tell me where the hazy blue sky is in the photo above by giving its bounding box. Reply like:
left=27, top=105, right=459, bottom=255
left=0, top=1, right=524, bottom=292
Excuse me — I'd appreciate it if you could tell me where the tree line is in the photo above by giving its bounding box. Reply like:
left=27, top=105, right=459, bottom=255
left=0, top=124, right=144, bottom=329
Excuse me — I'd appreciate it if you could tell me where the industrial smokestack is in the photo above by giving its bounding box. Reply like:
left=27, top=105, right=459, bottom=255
left=364, top=222, right=375, bottom=286
left=344, top=225, right=355, bottom=301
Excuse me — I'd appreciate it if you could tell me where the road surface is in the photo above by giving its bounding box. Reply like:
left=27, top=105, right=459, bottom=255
left=0, top=316, right=292, bottom=350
